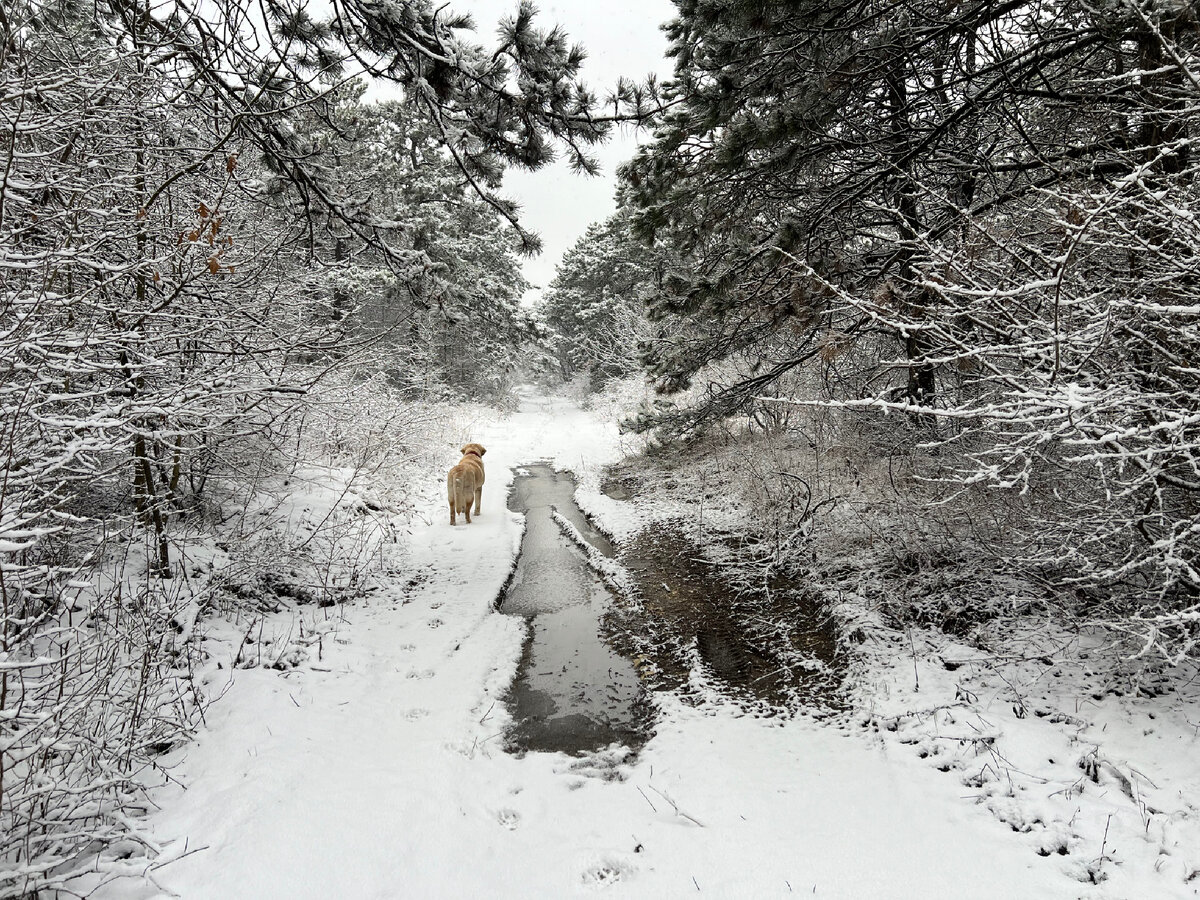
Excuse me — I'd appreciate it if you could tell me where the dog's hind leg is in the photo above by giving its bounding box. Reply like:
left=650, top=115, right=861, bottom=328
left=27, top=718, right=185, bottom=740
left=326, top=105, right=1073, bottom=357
left=473, top=486, right=482, bottom=517
left=447, top=475, right=457, bottom=525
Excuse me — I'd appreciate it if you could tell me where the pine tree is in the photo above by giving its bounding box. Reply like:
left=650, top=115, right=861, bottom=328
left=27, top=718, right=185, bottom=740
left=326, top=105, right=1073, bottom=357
left=620, top=0, right=1200, bottom=649
left=621, top=0, right=1145, bottom=418
left=539, top=214, right=663, bottom=387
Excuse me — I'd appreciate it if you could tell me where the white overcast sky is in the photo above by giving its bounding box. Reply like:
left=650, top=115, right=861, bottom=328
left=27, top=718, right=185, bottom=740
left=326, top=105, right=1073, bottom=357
left=462, top=0, right=678, bottom=302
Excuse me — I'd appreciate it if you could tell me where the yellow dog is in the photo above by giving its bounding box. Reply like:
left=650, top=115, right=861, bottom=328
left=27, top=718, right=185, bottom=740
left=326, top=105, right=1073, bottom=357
left=447, top=443, right=486, bottom=525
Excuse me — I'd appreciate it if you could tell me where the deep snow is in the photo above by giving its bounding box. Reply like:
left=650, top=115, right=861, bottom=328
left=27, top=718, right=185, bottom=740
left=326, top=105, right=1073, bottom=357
left=88, top=390, right=1199, bottom=899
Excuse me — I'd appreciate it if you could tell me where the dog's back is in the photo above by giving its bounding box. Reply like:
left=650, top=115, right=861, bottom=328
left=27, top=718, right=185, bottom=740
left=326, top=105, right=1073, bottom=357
left=447, top=443, right=486, bottom=525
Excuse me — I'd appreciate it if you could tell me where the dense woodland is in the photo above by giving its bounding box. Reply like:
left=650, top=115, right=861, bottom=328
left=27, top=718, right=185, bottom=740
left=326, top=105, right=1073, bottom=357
left=547, top=0, right=1200, bottom=659
left=3, top=0, right=1200, bottom=892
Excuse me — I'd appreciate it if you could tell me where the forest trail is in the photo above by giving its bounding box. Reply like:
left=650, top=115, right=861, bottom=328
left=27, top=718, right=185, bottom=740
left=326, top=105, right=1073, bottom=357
left=107, top=392, right=1083, bottom=900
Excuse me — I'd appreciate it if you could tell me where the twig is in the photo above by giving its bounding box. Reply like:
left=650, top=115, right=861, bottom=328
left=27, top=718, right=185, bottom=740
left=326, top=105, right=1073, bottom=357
left=908, top=628, right=920, bottom=692
left=1095, top=812, right=1113, bottom=878
left=649, top=785, right=705, bottom=827
left=636, top=786, right=659, bottom=813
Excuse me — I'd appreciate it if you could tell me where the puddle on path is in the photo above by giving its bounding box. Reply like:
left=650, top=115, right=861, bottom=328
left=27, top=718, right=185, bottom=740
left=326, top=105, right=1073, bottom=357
left=500, top=463, right=842, bottom=756
left=500, top=465, right=650, bottom=755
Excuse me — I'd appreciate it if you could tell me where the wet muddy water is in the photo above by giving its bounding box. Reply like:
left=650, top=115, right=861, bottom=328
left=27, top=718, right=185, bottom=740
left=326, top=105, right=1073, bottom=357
left=500, top=464, right=841, bottom=756
left=616, top=529, right=840, bottom=709
left=500, top=466, right=650, bottom=755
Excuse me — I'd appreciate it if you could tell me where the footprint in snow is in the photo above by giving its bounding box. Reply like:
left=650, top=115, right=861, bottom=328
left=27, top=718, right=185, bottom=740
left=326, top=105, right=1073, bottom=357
left=496, top=809, right=520, bottom=830
left=427, top=618, right=444, bottom=629
left=398, top=644, right=416, bottom=653
left=430, top=602, right=443, bottom=609
left=582, top=862, right=628, bottom=886
left=406, top=669, right=435, bottom=680
left=404, top=708, right=430, bottom=721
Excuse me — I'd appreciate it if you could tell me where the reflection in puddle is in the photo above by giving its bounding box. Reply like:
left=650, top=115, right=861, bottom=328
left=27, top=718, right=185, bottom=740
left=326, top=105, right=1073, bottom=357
left=501, top=465, right=650, bottom=755
left=501, top=463, right=843, bottom=755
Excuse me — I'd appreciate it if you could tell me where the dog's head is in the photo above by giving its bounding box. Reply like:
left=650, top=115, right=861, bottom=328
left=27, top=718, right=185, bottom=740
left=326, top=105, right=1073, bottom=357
left=460, top=442, right=486, bottom=459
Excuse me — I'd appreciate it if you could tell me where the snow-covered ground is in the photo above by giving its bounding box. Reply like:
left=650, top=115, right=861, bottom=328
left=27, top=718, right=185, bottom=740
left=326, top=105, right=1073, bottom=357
left=91, top=390, right=1199, bottom=899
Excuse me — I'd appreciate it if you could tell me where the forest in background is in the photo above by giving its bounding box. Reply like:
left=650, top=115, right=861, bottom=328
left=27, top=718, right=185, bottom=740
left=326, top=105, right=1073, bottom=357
left=4, top=0, right=1200, bottom=893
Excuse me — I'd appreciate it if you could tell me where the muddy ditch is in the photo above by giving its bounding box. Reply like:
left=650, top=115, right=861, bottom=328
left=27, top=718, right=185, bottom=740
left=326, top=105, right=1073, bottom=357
left=611, top=527, right=840, bottom=711
left=498, top=462, right=841, bottom=757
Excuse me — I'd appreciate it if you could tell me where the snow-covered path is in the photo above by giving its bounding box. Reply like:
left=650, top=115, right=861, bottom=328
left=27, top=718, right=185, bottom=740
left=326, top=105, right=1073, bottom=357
left=117, top=393, right=1090, bottom=899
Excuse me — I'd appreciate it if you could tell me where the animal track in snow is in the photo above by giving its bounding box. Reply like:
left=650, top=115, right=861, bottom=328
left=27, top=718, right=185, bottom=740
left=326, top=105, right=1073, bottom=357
left=582, top=862, right=628, bottom=886
left=496, top=809, right=520, bottom=830
left=427, top=618, right=444, bottom=629
left=404, top=708, right=430, bottom=721
left=406, top=669, right=435, bottom=680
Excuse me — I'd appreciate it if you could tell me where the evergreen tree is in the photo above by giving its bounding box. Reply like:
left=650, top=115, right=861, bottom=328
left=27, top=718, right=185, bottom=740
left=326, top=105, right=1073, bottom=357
left=283, top=90, right=532, bottom=399
left=622, top=0, right=1159, bottom=418
left=621, top=0, right=1200, bottom=645
left=539, top=214, right=663, bottom=387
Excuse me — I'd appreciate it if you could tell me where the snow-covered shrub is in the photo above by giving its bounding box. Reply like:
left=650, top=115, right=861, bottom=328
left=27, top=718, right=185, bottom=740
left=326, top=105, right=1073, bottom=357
left=0, top=543, right=210, bottom=897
